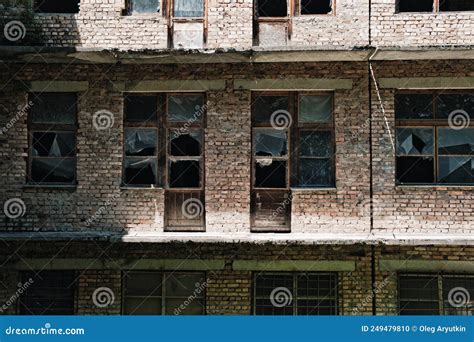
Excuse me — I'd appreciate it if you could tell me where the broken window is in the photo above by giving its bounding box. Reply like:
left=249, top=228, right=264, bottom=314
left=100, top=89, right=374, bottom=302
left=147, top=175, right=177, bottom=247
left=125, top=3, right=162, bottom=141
left=395, top=92, right=474, bottom=185
left=34, top=0, right=80, bottom=13
left=397, top=0, right=433, bottom=12
left=19, top=271, right=76, bottom=315
left=254, top=273, right=338, bottom=315
left=257, top=0, right=287, bottom=17
left=123, top=272, right=206, bottom=315
left=28, top=93, right=77, bottom=185
left=251, top=92, right=335, bottom=231
left=399, top=274, right=474, bottom=315
left=300, top=0, right=332, bottom=15
left=440, top=0, right=474, bottom=11
left=174, top=0, right=204, bottom=17
left=127, top=0, right=160, bottom=14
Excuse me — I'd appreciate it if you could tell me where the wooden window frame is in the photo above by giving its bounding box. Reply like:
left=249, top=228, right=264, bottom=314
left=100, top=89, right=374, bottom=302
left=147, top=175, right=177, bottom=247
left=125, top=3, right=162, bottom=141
left=396, top=0, right=474, bottom=13
left=121, top=271, right=207, bottom=315
left=398, top=273, right=474, bottom=315
left=296, top=0, right=336, bottom=16
left=124, top=0, right=162, bottom=16
left=253, top=272, right=339, bottom=316
left=27, top=93, right=78, bottom=186
left=395, top=90, right=474, bottom=186
left=167, top=0, right=209, bottom=48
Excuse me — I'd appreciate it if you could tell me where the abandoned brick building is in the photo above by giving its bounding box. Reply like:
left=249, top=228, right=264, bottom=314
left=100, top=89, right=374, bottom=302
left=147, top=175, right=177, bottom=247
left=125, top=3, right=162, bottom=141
left=0, top=0, right=473, bottom=316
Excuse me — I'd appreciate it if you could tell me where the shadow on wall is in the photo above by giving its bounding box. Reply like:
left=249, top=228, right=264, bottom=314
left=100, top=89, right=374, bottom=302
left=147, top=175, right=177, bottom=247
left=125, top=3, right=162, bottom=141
left=0, top=0, right=81, bottom=47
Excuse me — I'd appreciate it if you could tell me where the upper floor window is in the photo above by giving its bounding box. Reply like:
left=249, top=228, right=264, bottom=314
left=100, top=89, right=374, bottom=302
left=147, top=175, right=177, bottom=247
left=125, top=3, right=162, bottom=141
left=34, top=0, right=80, bottom=13
left=254, top=273, right=338, bottom=315
left=123, top=271, right=206, bottom=315
left=256, top=0, right=333, bottom=17
left=28, top=93, right=77, bottom=185
left=174, top=0, right=204, bottom=17
left=19, top=271, right=76, bottom=315
left=397, top=0, right=474, bottom=13
left=395, top=92, right=474, bottom=185
left=299, top=0, right=333, bottom=15
left=399, top=274, right=474, bottom=315
left=127, top=0, right=160, bottom=14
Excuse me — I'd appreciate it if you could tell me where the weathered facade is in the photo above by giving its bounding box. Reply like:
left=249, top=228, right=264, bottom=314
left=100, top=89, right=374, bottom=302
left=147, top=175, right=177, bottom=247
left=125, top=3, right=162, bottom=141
left=0, top=0, right=473, bottom=316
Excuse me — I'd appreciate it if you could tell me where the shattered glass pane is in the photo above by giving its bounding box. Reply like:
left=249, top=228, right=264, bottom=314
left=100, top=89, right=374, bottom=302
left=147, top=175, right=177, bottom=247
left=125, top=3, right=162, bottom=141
left=169, top=160, right=200, bottom=188
left=255, top=160, right=287, bottom=188
left=300, top=131, right=331, bottom=157
left=168, top=95, right=204, bottom=122
left=395, top=94, right=434, bottom=120
left=125, top=129, right=157, bottom=156
left=396, top=128, right=434, bottom=155
left=32, top=132, right=75, bottom=157
left=438, top=94, right=474, bottom=119
left=253, top=96, right=289, bottom=123
left=396, top=156, right=434, bottom=184
left=439, top=157, right=474, bottom=184
left=301, top=0, right=332, bottom=14
left=125, top=95, right=158, bottom=122
left=299, top=95, right=332, bottom=123
left=174, top=0, right=204, bottom=17
left=169, top=131, right=202, bottom=156
left=130, top=0, right=160, bottom=13
left=254, top=130, right=288, bottom=157
left=438, top=128, right=474, bottom=155
left=298, top=158, right=332, bottom=187
left=124, top=157, right=157, bottom=185
left=31, top=158, right=75, bottom=183
left=31, top=93, right=76, bottom=124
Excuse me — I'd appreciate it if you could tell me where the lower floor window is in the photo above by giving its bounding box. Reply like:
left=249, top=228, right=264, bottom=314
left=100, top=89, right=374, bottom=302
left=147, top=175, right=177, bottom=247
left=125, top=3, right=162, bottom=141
left=399, top=274, right=474, bottom=315
left=123, top=271, right=206, bottom=315
left=18, top=271, right=76, bottom=315
left=254, top=273, right=338, bottom=315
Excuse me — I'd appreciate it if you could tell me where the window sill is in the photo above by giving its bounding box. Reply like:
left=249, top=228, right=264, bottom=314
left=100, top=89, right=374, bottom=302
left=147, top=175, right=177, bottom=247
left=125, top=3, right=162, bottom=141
left=395, top=185, right=474, bottom=191
left=23, top=184, right=77, bottom=190
left=122, top=13, right=162, bottom=18
left=290, top=187, right=337, bottom=192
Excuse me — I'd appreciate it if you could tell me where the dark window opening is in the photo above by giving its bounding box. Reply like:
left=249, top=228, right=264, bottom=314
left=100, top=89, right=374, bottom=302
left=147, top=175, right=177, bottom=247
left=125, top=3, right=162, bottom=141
left=170, top=132, right=202, bottom=157
left=124, top=158, right=157, bottom=185
left=257, top=0, right=287, bottom=17
left=254, top=273, right=338, bottom=315
left=19, top=271, right=76, bottom=315
left=34, top=0, right=80, bottom=13
left=123, top=272, right=206, bottom=315
left=300, top=0, right=332, bottom=15
left=124, top=95, right=158, bottom=122
left=440, top=0, right=474, bottom=11
left=397, top=0, right=433, bottom=12
left=169, top=160, right=200, bottom=188
left=128, top=0, right=160, bottom=14
left=255, top=160, right=287, bottom=188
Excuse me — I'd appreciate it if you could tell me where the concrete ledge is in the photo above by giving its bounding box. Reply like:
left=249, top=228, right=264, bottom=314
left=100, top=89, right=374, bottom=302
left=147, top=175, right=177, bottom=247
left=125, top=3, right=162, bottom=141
left=28, top=81, right=89, bottom=92
left=111, top=80, right=226, bottom=92
left=234, top=78, right=353, bottom=90
left=379, top=259, right=474, bottom=273
left=378, top=77, right=474, bottom=89
left=233, top=260, right=355, bottom=271
left=7, top=258, right=226, bottom=271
